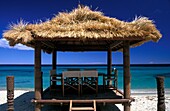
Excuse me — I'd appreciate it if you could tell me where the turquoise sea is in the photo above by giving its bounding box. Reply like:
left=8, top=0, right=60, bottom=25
left=0, top=64, right=170, bottom=90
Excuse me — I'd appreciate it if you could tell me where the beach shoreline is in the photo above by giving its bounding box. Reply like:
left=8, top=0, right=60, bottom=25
left=0, top=89, right=170, bottom=111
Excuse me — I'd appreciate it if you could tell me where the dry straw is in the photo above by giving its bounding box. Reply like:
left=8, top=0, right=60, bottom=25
left=3, top=5, right=162, bottom=48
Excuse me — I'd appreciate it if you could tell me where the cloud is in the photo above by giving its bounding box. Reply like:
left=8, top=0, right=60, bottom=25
left=0, top=38, right=33, bottom=50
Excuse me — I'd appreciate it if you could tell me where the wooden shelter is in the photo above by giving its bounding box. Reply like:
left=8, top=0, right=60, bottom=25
left=3, top=5, right=162, bottom=111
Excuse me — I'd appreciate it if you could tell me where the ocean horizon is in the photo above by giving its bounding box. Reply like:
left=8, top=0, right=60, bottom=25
left=1, top=63, right=170, bottom=66
left=0, top=64, right=170, bottom=91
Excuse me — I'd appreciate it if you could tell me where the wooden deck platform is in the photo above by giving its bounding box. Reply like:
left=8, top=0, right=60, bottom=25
left=42, top=85, right=122, bottom=100
left=31, top=85, right=134, bottom=111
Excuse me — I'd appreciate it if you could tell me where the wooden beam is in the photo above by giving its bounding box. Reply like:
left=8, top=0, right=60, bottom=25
left=41, top=41, right=54, bottom=49
left=123, top=41, right=131, bottom=111
left=34, top=41, right=42, bottom=111
left=110, top=41, right=123, bottom=49
left=34, top=36, right=144, bottom=41
left=55, top=45, right=108, bottom=51
left=32, top=98, right=134, bottom=104
left=114, top=40, right=142, bottom=51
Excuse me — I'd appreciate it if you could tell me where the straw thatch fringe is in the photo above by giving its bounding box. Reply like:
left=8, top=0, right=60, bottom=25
left=3, top=5, right=162, bottom=48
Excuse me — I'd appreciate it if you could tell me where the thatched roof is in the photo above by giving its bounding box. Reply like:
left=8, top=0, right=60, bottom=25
left=3, top=5, right=162, bottom=52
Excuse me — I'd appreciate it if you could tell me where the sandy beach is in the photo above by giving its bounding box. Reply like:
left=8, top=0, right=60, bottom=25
left=0, top=89, right=170, bottom=111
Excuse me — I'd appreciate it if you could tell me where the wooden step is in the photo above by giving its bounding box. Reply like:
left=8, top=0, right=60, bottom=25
left=69, top=100, right=96, bottom=111
left=71, top=107, right=94, bottom=110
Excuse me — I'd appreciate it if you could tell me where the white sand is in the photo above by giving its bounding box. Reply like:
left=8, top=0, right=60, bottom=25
left=0, top=90, right=29, bottom=104
left=116, top=94, right=170, bottom=111
left=0, top=90, right=170, bottom=111
left=0, top=90, right=34, bottom=111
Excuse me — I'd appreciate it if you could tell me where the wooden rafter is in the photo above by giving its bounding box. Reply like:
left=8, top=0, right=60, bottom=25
left=34, top=36, right=144, bottom=41
left=41, top=41, right=55, bottom=49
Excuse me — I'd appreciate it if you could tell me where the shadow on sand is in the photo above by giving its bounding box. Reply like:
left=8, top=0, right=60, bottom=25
left=0, top=91, right=121, bottom=111
left=0, top=91, right=34, bottom=111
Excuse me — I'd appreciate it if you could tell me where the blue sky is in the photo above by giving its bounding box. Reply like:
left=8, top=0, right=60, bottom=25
left=0, top=0, right=170, bottom=64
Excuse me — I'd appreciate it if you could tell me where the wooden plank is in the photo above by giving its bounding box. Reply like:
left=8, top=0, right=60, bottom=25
left=69, top=100, right=96, bottom=111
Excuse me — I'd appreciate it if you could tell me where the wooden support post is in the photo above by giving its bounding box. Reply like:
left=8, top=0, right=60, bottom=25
left=123, top=41, right=131, bottom=111
left=114, top=69, right=118, bottom=89
left=41, top=72, right=43, bottom=98
left=52, top=50, right=57, bottom=86
left=52, top=50, right=56, bottom=70
left=6, top=76, right=14, bottom=111
left=107, top=47, right=112, bottom=86
left=34, top=41, right=42, bottom=111
left=156, top=76, right=165, bottom=111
